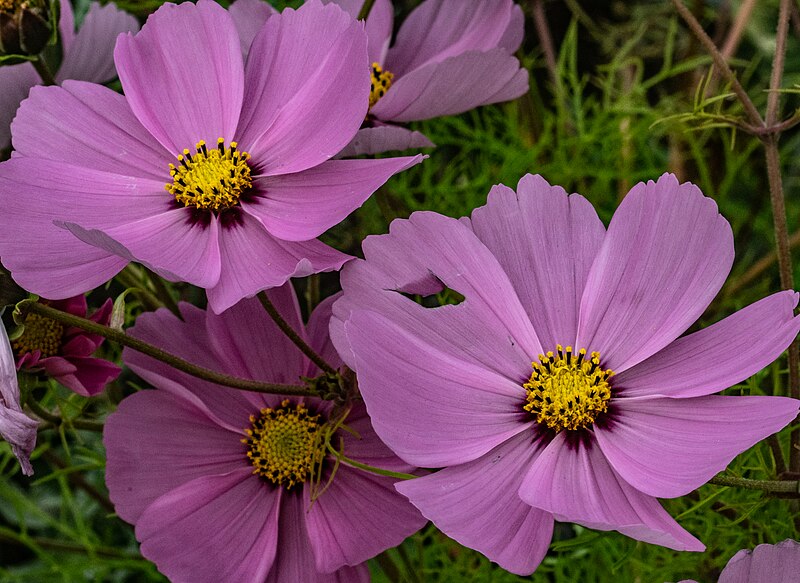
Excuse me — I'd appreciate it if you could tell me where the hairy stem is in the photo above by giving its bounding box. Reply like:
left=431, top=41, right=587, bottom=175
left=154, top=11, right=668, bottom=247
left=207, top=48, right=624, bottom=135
left=257, top=291, right=337, bottom=375
left=709, top=473, right=800, bottom=495
left=764, top=0, right=800, bottom=475
left=357, top=0, right=376, bottom=20
left=20, top=301, right=316, bottom=397
left=671, top=0, right=764, bottom=127
left=31, top=57, right=56, bottom=86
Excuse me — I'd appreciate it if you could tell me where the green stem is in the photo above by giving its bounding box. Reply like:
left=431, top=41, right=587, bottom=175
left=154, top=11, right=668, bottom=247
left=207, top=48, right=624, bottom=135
left=0, top=530, right=135, bottom=559
left=326, top=441, right=416, bottom=481
left=42, top=450, right=114, bottom=513
left=709, top=473, right=800, bottom=495
left=670, top=0, right=764, bottom=127
left=26, top=395, right=105, bottom=433
left=257, top=291, right=337, bottom=375
left=762, top=0, right=800, bottom=477
left=357, top=0, right=376, bottom=20
left=114, top=267, right=164, bottom=313
left=144, top=268, right=183, bottom=319
left=21, top=300, right=317, bottom=397
left=31, top=57, right=56, bottom=86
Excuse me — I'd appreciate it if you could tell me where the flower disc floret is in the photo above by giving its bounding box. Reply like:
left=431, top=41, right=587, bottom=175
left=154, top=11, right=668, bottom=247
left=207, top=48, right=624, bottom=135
left=524, top=345, right=613, bottom=432
left=166, top=138, right=252, bottom=212
left=243, top=399, right=325, bottom=489
left=369, top=62, right=393, bottom=108
left=13, top=313, right=63, bottom=358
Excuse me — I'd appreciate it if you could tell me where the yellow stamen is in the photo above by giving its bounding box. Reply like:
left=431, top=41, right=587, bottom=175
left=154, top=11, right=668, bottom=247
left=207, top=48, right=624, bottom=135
left=0, top=0, right=23, bottom=13
left=166, top=138, right=252, bottom=212
left=523, top=345, right=613, bottom=432
left=369, top=62, right=394, bottom=108
left=13, top=313, right=63, bottom=358
left=242, top=400, right=325, bottom=489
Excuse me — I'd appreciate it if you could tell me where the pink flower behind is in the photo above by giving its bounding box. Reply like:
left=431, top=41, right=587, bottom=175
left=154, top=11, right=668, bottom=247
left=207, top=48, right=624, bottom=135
left=0, top=1, right=139, bottom=150
left=0, top=0, right=423, bottom=314
left=332, top=173, right=800, bottom=575
left=0, top=319, right=37, bottom=475
left=14, top=295, right=120, bottom=396
left=326, top=0, right=529, bottom=156
left=104, top=284, right=425, bottom=582
left=680, top=539, right=800, bottom=583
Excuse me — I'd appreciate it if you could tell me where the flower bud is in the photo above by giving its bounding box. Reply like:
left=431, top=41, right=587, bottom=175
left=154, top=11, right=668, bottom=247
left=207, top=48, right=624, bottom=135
left=0, top=0, right=54, bottom=59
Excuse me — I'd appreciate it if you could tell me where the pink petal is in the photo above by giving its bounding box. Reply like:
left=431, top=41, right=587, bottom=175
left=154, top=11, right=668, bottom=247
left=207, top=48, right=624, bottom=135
left=244, top=156, right=422, bottom=241
left=125, top=303, right=266, bottom=428
left=332, top=211, right=543, bottom=375
left=615, top=291, right=800, bottom=398
left=114, top=0, right=244, bottom=154
left=104, top=390, right=246, bottom=523
left=204, top=290, right=308, bottom=385
left=266, top=491, right=369, bottom=582
left=0, top=325, right=37, bottom=475
left=48, top=356, right=120, bottom=396
left=519, top=432, right=705, bottom=551
left=719, top=540, right=800, bottom=583
left=305, top=464, right=425, bottom=572
left=0, top=63, right=38, bottom=150
left=206, top=212, right=350, bottom=314
left=470, top=174, right=605, bottom=352
left=228, top=0, right=276, bottom=57
left=59, top=0, right=75, bottom=50
left=0, top=158, right=170, bottom=299
left=337, top=400, right=416, bottom=474
left=596, top=395, right=799, bottom=498
left=236, top=0, right=367, bottom=176
left=11, top=81, right=170, bottom=180
left=346, top=309, right=530, bottom=467
left=499, top=4, right=525, bottom=52
left=371, top=49, right=528, bottom=122
left=305, top=292, right=344, bottom=374
left=136, top=470, right=280, bottom=583
left=63, top=208, right=222, bottom=288
left=386, top=0, right=521, bottom=75
left=335, top=125, right=435, bottom=157
left=324, top=0, right=393, bottom=63
left=397, top=432, right=554, bottom=576
left=56, top=2, right=139, bottom=83
left=576, top=174, right=734, bottom=372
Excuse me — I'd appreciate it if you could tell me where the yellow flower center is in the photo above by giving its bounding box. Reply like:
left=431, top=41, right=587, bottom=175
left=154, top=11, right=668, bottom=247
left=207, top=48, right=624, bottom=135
left=242, top=400, right=325, bottom=489
left=369, top=62, right=394, bottom=108
left=0, top=0, right=23, bottom=14
left=523, top=345, right=613, bottom=432
left=13, top=313, right=64, bottom=358
left=166, top=138, right=252, bottom=212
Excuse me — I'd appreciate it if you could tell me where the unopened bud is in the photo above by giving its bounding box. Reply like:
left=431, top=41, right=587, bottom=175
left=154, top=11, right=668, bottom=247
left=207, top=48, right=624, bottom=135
left=0, top=0, right=54, bottom=60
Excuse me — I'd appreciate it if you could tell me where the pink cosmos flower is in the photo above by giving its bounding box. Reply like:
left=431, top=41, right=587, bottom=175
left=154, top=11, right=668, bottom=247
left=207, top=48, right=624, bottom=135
left=13, top=295, right=120, bottom=397
left=0, top=0, right=138, bottom=150
left=0, top=319, right=37, bottom=475
left=0, top=0, right=422, bottom=314
left=680, top=539, right=800, bottom=583
left=327, top=0, right=529, bottom=156
left=104, top=284, right=425, bottom=582
left=331, top=173, right=800, bottom=575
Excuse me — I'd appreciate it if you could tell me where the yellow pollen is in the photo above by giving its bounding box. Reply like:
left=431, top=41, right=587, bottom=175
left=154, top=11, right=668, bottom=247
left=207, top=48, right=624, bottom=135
left=12, top=313, right=64, bottom=358
left=523, top=345, right=613, bottom=432
left=166, top=138, right=252, bottom=212
left=242, top=400, right=325, bottom=489
left=0, top=0, right=23, bottom=13
left=369, top=62, right=394, bottom=108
